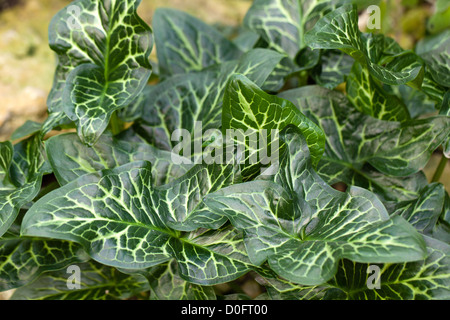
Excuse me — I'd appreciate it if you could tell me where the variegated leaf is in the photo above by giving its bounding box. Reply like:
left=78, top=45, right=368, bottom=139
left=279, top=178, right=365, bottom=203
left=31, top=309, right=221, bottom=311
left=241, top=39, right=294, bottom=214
left=45, top=132, right=192, bottom=187
left=48, top=0, right=153, bottom=145
left=0, top=224, right=88, bottom=291
left=222, top=74, right=325, bottom=180
left=305, top=4, right=423, bottom=86
left=205, top=126, right=427, bottom=285
left=153, top=8, right=242, bottom=77
left=11, top=260, right=148, bottom=300
left=21, top=162, right=257, bottom=284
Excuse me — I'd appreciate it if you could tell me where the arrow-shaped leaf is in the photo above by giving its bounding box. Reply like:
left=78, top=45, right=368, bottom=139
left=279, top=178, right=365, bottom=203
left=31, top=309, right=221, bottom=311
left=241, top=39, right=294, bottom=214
left=205, top=126, right=427, bottom=285
left=305, top=4, right=423, bottom=86
left=153, top=8, right=242, bottom=77
left=48, top=0, right=153, bottom=145
left=222, top=74, right=325, bottom=180
left=21, top=161, right=257, bottom=285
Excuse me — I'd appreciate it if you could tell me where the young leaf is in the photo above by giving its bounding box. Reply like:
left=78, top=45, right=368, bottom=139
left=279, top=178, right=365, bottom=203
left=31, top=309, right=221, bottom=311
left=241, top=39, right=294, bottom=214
left=205, top=126, right=427, bottom=285
left=222, top=74, right=325, bottom=179
left=48, top=0, right=153, bottom=145
left=11, top=261, right=148, bottom=300
left=153, top=8, right=242, bottom=77
left=21, top=162, right=256, bottom=284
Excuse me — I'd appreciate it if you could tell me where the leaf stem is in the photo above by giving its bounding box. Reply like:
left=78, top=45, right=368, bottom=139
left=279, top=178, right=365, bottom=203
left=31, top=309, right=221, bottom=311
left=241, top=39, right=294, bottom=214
left=432, top=154, right=448, bottom=182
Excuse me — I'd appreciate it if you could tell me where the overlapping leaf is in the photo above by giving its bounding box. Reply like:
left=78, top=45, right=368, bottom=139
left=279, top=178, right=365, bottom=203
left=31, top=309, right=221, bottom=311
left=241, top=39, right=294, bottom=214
left=45, top=132, right=192, bottom=187
left=47, top=0, right=153, bottom=145
left=0, top=224, right=88, bottom=291
left=346, top=61, right=410, bottom=121
left=391, top=183, right=447, bottom=236
left=263, top=236, right=449, bottom=300
left=134, top=49, right=283, bottom=152
left=244, top=0, right=347, bottom=59
left=416, top=29, right=450, bottom=89
left=205, top=126, right=427, bottom=285
left=132, top=260, right=216, bottom=300
left=279, top=86, right=450, bottom=197
left=305, top=4, right=423, bottom=86
left=0, top=135, right=49, bottom=237
left=310, top=49, right=354, bottom=89
left=21, top=161, right=259, bottom=284
left=153, top=8, right=242, bottom=77
left=222, top=74, right=325, bottom=180
left=11, top=260, right=148, bottom=300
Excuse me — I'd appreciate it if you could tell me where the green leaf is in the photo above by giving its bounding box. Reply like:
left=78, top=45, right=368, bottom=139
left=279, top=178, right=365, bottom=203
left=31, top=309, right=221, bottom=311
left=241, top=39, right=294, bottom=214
left=11, top=260, right=148, bottom=300
left=0, top=224, right=88, bottom=291
left=222, top=74, right=325, bottom=180
left=305, top=4, right=423, bottom=86
left=346, top=61, right=410, bottom=121
left=45, top=132, right=192, bottom=187
left=311, top=49, right=354, bottom=89
left=416, top=29, right=450, bottom=88
left=391, top=183, right=446, bottom=236
left=263, top=236, right=450, bottom=300
left=0, top=141, right=13, bottom=187
left=279, top=86, right=450, bottom=178
left=10, top=121, right=43, bottom=141
left=440, top=92, right=450, bottom=158
left=48, top=0, right=153, bottom=146
left=21, top=162, right=257, bottom=285
left=205, top=126, right=427, bottom=285
left=137, top=49, right=283, bottom=152
left=133, top=260, right=216, bottom=300
left=0, top=135, right=48, bottom=237
left=244, top=0, right=347, bottom=59
left=153, top=8, right=242, bottom=77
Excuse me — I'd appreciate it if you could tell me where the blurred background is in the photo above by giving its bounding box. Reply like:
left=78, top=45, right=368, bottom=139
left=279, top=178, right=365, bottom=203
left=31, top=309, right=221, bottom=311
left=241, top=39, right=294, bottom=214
left=0, top=0, right=448, bottom=185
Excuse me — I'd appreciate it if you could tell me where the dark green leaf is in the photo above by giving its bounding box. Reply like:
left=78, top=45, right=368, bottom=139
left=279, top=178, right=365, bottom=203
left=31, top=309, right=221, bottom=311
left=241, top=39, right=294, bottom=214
left=279, top=86, right=450, bottom=178
left=21, top=162, right=256, bottom=284
left=11, top=260, right=148, bottom=300
left=263, top=236, right=450, bottom=300
left=153, top=8, right=242, bottom=77
left=305, top=4, right=423, bottom=86
left=135, top=260, right=216, bottom=300
left=0, top=135, right=48, bottom=237
left=205, top=126, right=427, bottom=285
left=45, top=132, right=192, bottom=187
left=0, top=224, right=88, bottom=291
left=48, top=0, right=153, bottom=145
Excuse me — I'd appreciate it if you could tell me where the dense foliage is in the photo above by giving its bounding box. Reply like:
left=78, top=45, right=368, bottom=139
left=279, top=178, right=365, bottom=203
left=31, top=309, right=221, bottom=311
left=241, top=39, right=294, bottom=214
left=0, top=0, right=449, bottom=300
